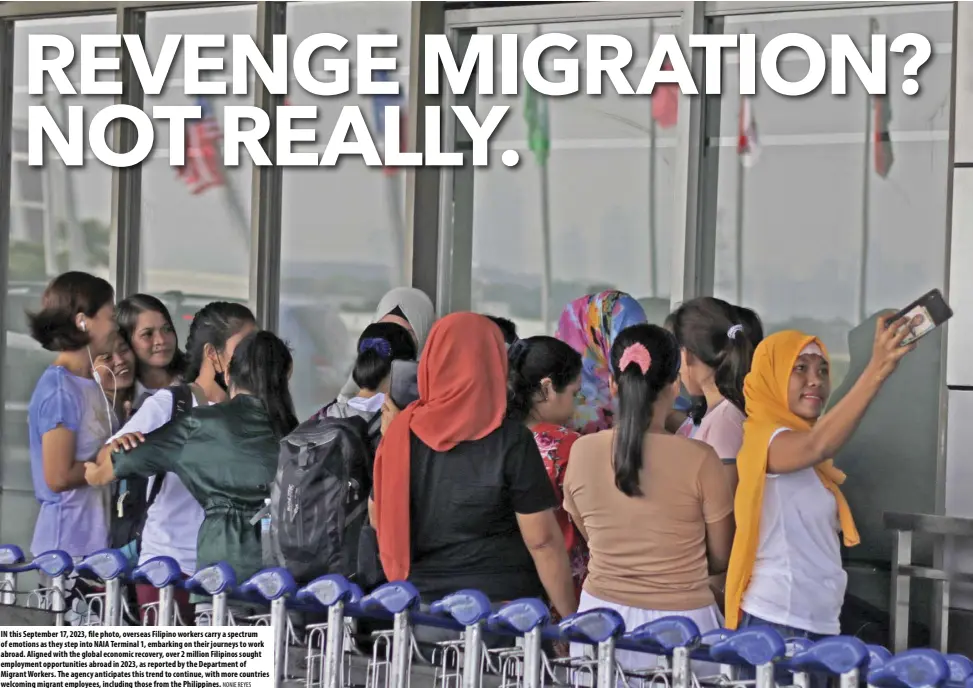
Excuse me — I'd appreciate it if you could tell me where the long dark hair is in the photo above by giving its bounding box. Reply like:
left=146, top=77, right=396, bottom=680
left=27, top=271, right=114, bottom=352
left=487, top=315, right=519, bottom=346
left=507, top=336, right=582, bottom=423
left=352, top=322, right=417, bottom=391
left=610, top=324, right=680, bottom=497
left=229, top=331, right=298, bottom=439
left=670, top=297, right=755, bottom=416
left=116, top=294, right=186, bottom=379
left=184, top=302, right=256, bottom=382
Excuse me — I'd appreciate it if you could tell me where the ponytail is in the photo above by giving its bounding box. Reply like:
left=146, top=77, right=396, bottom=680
left=228, top=331, right=298, bottom=439
left=715, top=325, right=752, bottom=415
left=610, top=325, right=680, bottom=497
left=506, top=336, right=582, bottom=424
left=671, top=297, right=758, bottom=417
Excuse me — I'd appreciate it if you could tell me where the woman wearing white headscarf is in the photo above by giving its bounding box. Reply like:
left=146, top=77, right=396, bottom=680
left=336, top=287, right=436, bottom=403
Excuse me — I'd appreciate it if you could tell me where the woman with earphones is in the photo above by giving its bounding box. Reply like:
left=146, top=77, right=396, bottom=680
left=26, top=272, right=117, bottom=625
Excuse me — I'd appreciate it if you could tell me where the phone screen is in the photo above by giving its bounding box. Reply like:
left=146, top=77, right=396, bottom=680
left=892, top=289, right=953, bottom=346
left=899, top=305, right=936, bottom=346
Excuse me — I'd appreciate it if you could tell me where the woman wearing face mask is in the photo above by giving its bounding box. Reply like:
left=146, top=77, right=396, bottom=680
left=115, top=294, right=186, bottom=406
left=555, top=290, right=647, bottom=435
left=506, top=337, right=587, bottom=602
left=26, top=271, right=116, bottom=624
left=726, top=316, right=914, bottom=642
left=87, top=331, right=297, bottom=586
left=336, top=287, right=435, bottom=404
left=94, top=301, right=257, bottom=623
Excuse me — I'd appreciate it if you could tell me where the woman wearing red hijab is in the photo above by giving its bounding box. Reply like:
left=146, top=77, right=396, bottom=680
left=371, top=312, right=577, bottom=618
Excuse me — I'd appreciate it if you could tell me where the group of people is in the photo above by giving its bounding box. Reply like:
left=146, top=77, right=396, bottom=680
left=25, top=270, right=918, bottom=667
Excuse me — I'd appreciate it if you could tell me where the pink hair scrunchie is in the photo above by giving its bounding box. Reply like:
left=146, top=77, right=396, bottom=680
left=619, top=343, right=651, bottom=375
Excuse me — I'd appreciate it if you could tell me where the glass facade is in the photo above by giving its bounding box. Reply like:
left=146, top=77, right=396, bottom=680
left=2, top=14, right=117, bottom=549
left=139, top=6, right=258, bottom=355
left=0, top=0, right=963, bottom=635
left=470, top=17, right=681, bottom=336
left=706, top=5, right=953, bottom=388
left=280, top=1, right=412, bottom=418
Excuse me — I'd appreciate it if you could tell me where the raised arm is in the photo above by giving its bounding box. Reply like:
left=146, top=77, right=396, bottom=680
left=768, top=315, right=913, bottom=475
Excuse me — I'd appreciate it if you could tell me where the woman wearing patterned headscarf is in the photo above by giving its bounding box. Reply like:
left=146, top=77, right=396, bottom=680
left=555, top=290, right=647, bottom=435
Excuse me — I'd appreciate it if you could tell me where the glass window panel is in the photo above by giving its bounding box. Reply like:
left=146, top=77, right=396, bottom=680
left=470, top=18, right=681, bottom=337
left=280, top=1, right=413, bottom=419
left=703, top=5, right=952, bottom=576
left=4, top=16, right=117, bottom=549
left=139, top=6, right=256, bottom=307
left=16, top=162, right=45, bottom=205
left=708, top=5, right=952, bottom=387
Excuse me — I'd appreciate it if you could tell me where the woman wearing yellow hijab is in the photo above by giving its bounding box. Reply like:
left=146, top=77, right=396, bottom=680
left=725, top=314, right=914, bottom=639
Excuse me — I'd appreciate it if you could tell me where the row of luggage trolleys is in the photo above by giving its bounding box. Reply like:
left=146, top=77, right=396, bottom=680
left=1, top=544, right=972, bottom=688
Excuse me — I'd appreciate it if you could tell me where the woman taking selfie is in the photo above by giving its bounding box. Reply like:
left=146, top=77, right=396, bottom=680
left=726, top=315, right=914, bottom=641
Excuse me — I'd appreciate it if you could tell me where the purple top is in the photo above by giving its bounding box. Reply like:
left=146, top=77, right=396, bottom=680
left=29, top=366, right=112, bottom=558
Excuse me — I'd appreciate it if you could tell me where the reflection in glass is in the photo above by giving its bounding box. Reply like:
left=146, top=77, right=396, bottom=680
left=139, top=6, right=256, bottom=308
left=470, top=18, right=681, bottom=338
left=4, top=16, right=117, bottom=550
left=280, top=1, right=413, bottom=419
left=708, top=7, right=952, bottom=387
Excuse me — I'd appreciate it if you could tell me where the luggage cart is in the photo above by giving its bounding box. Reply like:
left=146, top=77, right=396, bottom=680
left=551, top=608, right=626, bottom=688
left=614, top=616, right=701, bottom=688
left=188, top=562, right=237, bottom=626
left=0, top=544, right=25, bottom=606
left=237, top=568, right=299, bottom=688
left=425, top=589, right=493, bottom=688
left=296, top=574, right=365, bottom=688
left=73, top=549, right=129, bottom=626
left=14, top=550, right=74, bottom=626
left=867, top=649, right=951, bottom=688
left=781, top=636, right=869, bottom=688
left=358, top=581, right=422, bottom=688
left=131, top=555, right=185, bottom=626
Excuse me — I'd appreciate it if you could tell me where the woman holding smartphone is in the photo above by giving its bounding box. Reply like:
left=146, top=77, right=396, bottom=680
left=726, top=314, right=914, bottom=641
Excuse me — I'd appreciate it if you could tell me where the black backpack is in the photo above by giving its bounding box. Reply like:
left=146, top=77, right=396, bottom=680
left=267, top=413, right=380, bottom=586
left=110, top=384, right=195, bottom=562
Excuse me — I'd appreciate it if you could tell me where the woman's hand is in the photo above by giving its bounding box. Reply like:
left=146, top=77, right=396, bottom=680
left=866, top=313, right=916, bottom=383
left=84, top=459, right=114, bottom=487
left=108, top=432, right=145, bottom=453
left=381, top=398, right=401, bottom=436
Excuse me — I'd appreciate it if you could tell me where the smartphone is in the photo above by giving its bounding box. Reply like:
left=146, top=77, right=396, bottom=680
left=388, top=360, right=419, bottom=410
left=890, top=288, right=953, bottom=346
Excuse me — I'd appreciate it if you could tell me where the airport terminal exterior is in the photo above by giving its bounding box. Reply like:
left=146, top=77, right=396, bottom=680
left=0, top=0, right=972, bottom=650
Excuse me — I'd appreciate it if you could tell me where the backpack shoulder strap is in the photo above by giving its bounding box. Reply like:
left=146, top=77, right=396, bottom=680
left=170, top=383, right=194, bottom=419
left=146, top=473, right=165, bottom=509
left=149, top=383, right=195, bottom=509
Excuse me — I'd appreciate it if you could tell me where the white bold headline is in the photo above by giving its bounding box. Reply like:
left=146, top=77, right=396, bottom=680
left=29, top=31, right=933, bottom=169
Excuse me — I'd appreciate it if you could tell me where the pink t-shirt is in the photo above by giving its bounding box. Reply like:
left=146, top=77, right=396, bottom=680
left=676, top=399, right=745, bottom=460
